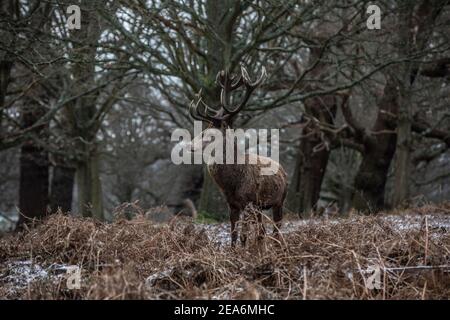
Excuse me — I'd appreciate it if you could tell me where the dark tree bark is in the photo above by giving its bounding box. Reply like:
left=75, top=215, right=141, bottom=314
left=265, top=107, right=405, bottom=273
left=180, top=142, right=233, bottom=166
left=0, top=61, right=13, bottom=148
left=287, top=44, right=338, bottom=216
left=76, top=146, right=103, bottom=219
left=18, top=108, right=49, bottom=227
left=291, top=138, right=330, bottom=217
left=392, top=0, right=446, bottom=207
left=0, top=61, right=12, bottom=110
left=0, top=0, right=16, bottom=115
left=50, top=163, right=75, bottom=213
left=414, top=57, right=450, bottom=79
left=289, top=95, right=337, bottom=217
left=351, top=77, right=399, bottom=211
left=12, top=0, right=55, bottom=228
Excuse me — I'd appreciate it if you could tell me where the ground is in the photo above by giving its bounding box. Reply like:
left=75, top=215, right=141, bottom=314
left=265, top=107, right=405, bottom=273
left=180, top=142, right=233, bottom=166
left=0, top=204, right=449, bottom=299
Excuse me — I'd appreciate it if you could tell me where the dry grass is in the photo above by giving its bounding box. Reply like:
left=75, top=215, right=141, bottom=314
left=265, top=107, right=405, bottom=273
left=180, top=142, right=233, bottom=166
left=0, top=203, right=449, bottom=300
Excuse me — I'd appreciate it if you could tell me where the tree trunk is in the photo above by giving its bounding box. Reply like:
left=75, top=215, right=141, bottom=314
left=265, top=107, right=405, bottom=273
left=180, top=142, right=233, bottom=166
left=198, top=0, right=239, bottom=218
left=353, top=77, right=399, bottom=211
left=50, top=163, right=75, bottom=213
left=289, top=128, right=331, bottom=217
left=76, top=147, right=103, bottom=219
left=0, top=60, right=13, bottom=150
left=392, top=93, right=412, bottom=207
left=17, top=105, right=49, bottom=227
left=352, top=143, right=396, bottom=212
left=18, top=143, right=49, bottom=227
left=68, top=5, right=104, bottom=220
left=391, top=0, right=443, bottom=207
left=0, top=1, right=14, bottom=119
left=288, top=95, right=337, bottom=217
left=0, top=60, right=13, bottom=112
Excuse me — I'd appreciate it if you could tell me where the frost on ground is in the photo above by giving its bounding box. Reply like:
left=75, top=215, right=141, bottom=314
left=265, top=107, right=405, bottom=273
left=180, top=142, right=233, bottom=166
left=0, top=204, right=449, bottom=299
left=1, top=260, right=50, bottom=288
left=198, top=212, right=450, bottom=247
left=0, top=213, right=18, bottom=234
left=0, top=260, right=79, bottom=296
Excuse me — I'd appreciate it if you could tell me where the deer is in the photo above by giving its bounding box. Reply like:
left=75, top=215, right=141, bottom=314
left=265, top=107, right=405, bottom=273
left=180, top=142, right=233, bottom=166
left=188, top=65, right=288, bottom=247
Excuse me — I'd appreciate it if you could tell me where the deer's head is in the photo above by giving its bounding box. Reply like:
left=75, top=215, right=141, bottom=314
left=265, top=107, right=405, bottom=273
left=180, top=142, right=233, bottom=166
left=189, top=65, right=267, bottom=152
left=190, top=65, right=267, bottom=129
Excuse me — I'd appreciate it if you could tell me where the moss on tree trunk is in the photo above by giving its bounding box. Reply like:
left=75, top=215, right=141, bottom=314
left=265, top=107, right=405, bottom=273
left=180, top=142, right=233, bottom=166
left=76, top=147, right=103, bottom=220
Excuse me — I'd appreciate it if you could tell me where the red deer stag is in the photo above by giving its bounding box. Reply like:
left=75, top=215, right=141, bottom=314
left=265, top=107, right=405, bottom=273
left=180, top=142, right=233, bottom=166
left=188, top=65, right=288, bottom=246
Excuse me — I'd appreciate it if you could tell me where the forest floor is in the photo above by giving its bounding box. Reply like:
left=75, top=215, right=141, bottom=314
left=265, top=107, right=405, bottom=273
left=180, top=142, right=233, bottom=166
left=0, top=203, right=449, bottom=299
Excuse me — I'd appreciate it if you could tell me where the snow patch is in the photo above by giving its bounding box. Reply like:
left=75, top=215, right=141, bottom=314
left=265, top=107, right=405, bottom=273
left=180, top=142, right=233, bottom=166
left=195, top=214, right=449, bottom=246
left=0, top=260, right=78, bottom=294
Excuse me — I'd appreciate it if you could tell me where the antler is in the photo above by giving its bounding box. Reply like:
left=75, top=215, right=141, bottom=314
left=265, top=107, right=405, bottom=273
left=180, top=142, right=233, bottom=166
left=225, top=65, right=266, bottom=117
left=189, top=65, right=267, bottom=124
left=189, top=89, right=223, bottom=124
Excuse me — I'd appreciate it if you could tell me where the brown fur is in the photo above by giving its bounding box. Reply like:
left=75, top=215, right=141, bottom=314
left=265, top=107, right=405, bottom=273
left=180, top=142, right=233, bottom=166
left=208, top=152, right=288, bottom=246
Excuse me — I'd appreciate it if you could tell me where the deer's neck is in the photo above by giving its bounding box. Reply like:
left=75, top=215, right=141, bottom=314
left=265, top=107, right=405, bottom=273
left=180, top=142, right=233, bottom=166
left=207, top=132, right=245, bottom=191
left=205, top=128, right=239, bottom=167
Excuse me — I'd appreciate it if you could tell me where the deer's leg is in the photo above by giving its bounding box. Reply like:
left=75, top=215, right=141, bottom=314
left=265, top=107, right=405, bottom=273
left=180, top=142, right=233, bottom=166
left=240, top=228, right=247, bottom=247
left=230, top=208, right=240, bottom=247
left=240, top=210, right=252, bottom=247
left=272, top=205, right=283, bottom=238
left=257, top=211, right=266, bottom=241
left=240, top=213, right=247, bottom=247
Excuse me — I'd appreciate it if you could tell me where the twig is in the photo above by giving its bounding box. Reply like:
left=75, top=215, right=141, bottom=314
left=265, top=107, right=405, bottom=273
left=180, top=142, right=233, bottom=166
left=359, top=265, right=450, bottom=274
left=303, top=267, right=308, bottom=300
left=424, top=216, right=429, bottom=265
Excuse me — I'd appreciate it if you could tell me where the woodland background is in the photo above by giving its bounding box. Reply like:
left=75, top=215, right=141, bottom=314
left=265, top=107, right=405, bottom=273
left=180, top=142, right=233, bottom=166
left=1, top=0, right=450, bottom=230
